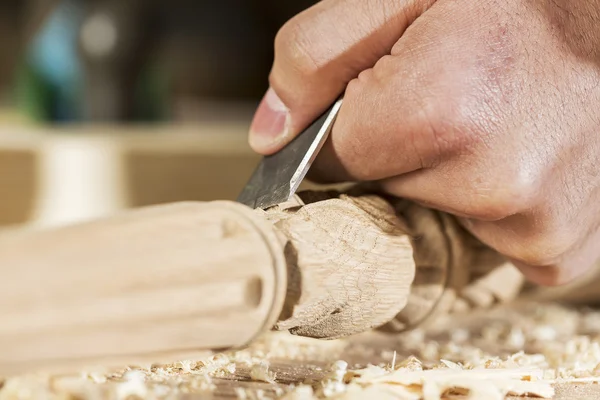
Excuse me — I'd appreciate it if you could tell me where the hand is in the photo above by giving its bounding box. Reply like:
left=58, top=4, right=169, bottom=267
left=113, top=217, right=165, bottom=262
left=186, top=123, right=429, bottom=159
left=247, top=0, right=600, bottom=286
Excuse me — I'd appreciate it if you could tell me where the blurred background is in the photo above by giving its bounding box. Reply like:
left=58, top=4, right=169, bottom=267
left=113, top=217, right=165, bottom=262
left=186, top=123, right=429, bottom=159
left=0, top=0, right=319, bottom=229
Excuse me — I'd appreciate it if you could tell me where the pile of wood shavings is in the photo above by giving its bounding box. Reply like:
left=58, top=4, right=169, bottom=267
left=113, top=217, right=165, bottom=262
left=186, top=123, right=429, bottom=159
left=282, top=354, right=554, bottom=399
left=2, top=301, right=600, bottom=400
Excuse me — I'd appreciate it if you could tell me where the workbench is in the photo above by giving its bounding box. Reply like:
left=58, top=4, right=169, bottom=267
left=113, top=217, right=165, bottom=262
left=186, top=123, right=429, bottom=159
left=1, top=300, right=599, bottom=399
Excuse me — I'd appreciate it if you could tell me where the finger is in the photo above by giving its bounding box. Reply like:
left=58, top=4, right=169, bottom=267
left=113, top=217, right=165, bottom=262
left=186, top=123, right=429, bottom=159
left=462, top=217, right=598, bottom=286
left=248, top=0, right=435, bottom=154
left=378, top=150, right=541, bottom=221
left=308, top=7, right=475, bottom=183
left=459, top=197, right=600, bottom=286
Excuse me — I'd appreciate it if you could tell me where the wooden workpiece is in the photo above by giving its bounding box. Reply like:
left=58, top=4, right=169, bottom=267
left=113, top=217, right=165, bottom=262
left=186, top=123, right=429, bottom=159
left=0, top=189, right=408, bottom=374
left=0, top=186, right=522, bottom=375
left=1, top=187, right=600, bottom=399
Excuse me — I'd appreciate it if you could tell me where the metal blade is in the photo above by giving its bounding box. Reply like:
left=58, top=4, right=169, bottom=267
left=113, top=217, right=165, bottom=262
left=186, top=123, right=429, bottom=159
left=237, top=98, right=343, bottom=209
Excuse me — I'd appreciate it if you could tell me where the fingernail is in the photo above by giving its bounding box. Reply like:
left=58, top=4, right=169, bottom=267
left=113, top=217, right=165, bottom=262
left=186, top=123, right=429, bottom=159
left=249, top=88, right=291, bottom=151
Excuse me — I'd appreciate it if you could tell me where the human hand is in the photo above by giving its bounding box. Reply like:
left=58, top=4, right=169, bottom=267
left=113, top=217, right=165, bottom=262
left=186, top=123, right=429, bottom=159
left=247, top=0, right=600, bottom=286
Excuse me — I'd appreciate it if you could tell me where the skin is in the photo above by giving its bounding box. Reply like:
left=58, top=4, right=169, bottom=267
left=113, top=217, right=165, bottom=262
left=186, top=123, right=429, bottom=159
left=248, top=0, right=600, bottom=286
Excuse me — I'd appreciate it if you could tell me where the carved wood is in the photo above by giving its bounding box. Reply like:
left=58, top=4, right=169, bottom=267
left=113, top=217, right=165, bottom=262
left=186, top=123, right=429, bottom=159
left=0, top=188, right=530, bottom=375
left=0, top=191, right=417, bottom=374
left=0, top=202, right=287, bottom=375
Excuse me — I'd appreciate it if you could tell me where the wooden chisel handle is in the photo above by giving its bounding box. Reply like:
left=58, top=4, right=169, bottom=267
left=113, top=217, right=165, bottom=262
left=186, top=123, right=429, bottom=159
left=0, top=202, right=287, bottom=375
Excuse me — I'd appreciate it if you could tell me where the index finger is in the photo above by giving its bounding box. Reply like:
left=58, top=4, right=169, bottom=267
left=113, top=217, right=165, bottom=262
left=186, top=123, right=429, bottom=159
left=248, top=0, right=433, bottom=155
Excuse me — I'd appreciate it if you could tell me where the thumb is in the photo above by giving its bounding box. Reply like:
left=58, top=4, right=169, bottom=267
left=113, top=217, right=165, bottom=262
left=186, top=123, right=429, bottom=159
left=249, top=0, right=433, bottom=155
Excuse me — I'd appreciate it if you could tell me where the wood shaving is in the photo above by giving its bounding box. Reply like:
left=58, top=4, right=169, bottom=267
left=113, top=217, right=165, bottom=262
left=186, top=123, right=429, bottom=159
left=250, top=361, right=277, bottom=384
left=350, top=364, right=553, bottom=399
left=2, top=301, right=600, bottom=399
left=315, top=361, right=349, bottom=397
left=115, top=370, right=148, bottom=399
left=280, top=385, right=316, bottom=399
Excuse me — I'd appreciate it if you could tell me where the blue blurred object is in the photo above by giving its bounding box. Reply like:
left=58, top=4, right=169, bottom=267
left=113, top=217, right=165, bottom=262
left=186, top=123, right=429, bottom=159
left=25, top=0, right=84, bottom=121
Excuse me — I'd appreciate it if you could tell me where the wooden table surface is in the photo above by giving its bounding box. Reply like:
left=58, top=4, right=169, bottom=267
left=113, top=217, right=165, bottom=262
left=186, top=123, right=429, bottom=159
left=3, top=300, right=597, bottom=399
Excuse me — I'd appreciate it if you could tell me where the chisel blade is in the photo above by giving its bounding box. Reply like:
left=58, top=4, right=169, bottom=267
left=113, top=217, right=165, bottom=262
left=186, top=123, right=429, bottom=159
left=237, top=98, right=343, bottom=210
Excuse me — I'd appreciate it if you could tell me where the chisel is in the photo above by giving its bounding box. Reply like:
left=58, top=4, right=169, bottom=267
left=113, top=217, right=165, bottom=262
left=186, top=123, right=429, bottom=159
left=237, top=98, right=343, bottom=209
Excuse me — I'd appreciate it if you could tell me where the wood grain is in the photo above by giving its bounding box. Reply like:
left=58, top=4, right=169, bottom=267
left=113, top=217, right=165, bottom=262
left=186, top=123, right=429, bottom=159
left=1, top=184, right=592, bottom=379
left=0, top=191, right=417, bottom=375
left=0, top=201, right=287, bottom=375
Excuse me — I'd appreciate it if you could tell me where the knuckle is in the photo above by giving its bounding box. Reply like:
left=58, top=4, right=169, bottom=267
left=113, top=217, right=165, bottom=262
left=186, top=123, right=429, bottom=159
left=411, top=93, right=477, bottom=167
left=518, top=234, right=574, bottom=267
left=464, top=204, right=510, bottom=222
left=274, top=18, right=322, bottom=78
left=326, top=88, right=377, bottom=181
left=465, top=169, right=541, bottom=221
left=507, top=220, right=578, bottom=274
left=516, top=264, right=568, bottom=287
left=467, top=189, right=530, bottom=221
left=335, top=130, right=374, bottom=181
left=344, top=73, right=366, bottom=98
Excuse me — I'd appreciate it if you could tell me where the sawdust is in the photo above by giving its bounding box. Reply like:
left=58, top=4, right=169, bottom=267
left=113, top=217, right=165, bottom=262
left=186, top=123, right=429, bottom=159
left=2, top=301, right=600, bottom=399
left=250, top=361, right=277, bottom=384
